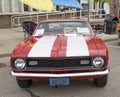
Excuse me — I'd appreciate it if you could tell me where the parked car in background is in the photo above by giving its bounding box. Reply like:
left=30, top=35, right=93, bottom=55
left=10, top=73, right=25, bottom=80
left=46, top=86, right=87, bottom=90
left=10, top=18, right=109, bottom=88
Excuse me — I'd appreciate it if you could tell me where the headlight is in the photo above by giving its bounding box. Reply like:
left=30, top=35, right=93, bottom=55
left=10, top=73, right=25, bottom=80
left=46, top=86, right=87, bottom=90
left=92, top=57, right=105, bottom=68
left=14, top=58, right=26, bottom=69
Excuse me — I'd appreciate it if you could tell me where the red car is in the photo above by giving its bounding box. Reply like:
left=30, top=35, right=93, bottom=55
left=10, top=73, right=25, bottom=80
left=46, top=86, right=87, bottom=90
left=10, top=18, right=109, bottom=88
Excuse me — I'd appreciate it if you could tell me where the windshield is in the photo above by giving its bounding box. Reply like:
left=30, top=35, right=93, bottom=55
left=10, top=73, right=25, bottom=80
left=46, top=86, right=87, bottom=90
left=34, top=21, right=93, bottom=36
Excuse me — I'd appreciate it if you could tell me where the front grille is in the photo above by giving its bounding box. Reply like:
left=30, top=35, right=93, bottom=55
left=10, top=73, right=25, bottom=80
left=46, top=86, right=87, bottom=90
left=26, top=57, right=92, bottom=69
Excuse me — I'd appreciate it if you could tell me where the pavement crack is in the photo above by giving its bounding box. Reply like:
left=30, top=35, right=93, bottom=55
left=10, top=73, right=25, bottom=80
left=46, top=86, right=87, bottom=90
left=24, top=89, right=40, bottom=97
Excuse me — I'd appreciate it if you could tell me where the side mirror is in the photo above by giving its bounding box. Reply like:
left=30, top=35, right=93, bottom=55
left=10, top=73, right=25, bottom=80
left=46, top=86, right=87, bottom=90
left=22, top=21, right=37, bottom=36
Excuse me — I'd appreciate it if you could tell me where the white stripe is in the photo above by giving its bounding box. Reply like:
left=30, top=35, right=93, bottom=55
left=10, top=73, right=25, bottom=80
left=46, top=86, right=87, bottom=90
left=28, top=36, right=57, bottom=57
left=66, top=36, right=89, bottom=56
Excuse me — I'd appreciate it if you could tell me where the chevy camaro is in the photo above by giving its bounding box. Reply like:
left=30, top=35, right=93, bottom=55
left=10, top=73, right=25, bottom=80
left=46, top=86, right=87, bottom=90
left=10, top=18, right=109, bottom=88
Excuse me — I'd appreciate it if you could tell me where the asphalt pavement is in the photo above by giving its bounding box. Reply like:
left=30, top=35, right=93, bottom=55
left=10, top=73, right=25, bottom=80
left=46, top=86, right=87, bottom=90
left=0, top=28, right=118, bottom=58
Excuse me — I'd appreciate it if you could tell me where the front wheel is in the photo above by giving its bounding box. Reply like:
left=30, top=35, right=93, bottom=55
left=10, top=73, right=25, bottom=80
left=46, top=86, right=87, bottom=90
left=93, top=74, right=108, bottom=87
left=16, top=78, right=32, bottom=88
left=118, top=38, right=120, bottom=45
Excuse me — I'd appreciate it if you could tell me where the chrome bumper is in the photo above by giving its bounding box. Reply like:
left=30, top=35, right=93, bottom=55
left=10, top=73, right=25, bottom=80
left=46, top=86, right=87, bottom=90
left=10, top=69, right=109, bottom=78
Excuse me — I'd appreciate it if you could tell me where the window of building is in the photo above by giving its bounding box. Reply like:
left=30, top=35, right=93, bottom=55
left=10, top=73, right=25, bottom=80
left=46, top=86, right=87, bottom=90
left=80, top=0, right=89, bottom=16
left=56, top=6, right=69, bottom=11
left=33, top=8, right=37, bottom=11
left=14, top=0, right=20, bottom=12
left=4, top=0, right=11, bottom=12
left=24, top=4, right=29, bottom=11
left=23, top=4, right=38, bottom=12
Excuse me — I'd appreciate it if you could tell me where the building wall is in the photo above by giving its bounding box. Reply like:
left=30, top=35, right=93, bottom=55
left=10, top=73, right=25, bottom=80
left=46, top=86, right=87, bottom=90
left=0, top=0, right=88, bottom=28
left=0, top=15, right=11, bottom=28
left=0, top=0, right=119, bottom=28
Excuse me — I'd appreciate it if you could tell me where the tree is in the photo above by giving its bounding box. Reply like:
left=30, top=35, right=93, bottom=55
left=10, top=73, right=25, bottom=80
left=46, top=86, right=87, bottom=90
left=94, top=0, right=110, bottom=3
left=102, top=0, right=110, bottom=2
left=94, top=0, right=99, bottom=3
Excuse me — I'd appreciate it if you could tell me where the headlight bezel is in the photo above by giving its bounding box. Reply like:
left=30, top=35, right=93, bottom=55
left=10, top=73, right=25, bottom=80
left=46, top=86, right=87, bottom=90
left=92, top=56, right=106, bottom=68
left=13, top=58, right=26, bottom=70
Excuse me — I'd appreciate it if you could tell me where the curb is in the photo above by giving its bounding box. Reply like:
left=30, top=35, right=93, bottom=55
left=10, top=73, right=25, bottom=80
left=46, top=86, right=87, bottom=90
left=0, top=53, right=11, bottom=58
left=104, top=38, right=118, bottom=42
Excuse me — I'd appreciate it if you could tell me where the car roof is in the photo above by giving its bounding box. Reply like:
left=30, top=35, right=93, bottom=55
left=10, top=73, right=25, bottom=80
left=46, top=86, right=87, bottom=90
left=40, top=18, right=88, bottom=23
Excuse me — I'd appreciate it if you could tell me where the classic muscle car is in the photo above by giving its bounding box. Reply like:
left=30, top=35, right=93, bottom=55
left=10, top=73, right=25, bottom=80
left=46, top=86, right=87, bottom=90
left=10, top=18, right=109, bottom=88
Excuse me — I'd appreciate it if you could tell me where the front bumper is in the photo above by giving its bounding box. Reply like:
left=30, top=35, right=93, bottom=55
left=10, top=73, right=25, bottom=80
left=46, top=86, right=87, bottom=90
left=10, top=69, right=109, bottom=78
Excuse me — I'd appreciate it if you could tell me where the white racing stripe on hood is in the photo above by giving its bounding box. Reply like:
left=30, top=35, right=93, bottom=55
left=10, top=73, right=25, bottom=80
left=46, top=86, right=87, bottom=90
left=66, top=36, right=89, bottom=56
left=28, top=36, right=57, bottom=57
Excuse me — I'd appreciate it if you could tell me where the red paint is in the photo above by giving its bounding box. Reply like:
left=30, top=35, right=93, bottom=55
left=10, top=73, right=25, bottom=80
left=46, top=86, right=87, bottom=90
left=51, top=35, right=67, bottom=57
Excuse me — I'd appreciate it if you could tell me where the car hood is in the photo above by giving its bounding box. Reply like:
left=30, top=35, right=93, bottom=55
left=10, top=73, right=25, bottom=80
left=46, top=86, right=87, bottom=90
left=12, top=35, right=108, bottom=58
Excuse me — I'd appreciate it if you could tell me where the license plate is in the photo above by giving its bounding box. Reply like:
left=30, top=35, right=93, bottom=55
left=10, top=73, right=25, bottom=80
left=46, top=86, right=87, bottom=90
left=49, top=78, right=69, bottom=86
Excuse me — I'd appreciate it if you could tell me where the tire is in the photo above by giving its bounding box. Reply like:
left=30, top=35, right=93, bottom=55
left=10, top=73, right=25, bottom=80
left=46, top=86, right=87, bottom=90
left=93, top=74, right=108, bottom=87
left=118, top=34, right=120, bottom=45
left=118, top=42, right=120, bottom=45
left=118, top=39, right=120, bottom=45
left=16, top=78, right=32, bottom=88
